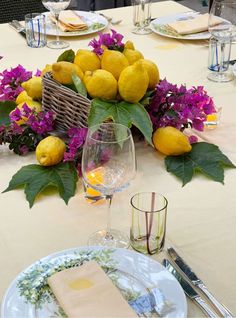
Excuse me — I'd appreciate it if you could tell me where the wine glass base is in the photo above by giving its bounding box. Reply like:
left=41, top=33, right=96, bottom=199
left=207, top=71, right=233, bottom=83
left=47, top=40, right=70, bottom=49
left=87, top=229, right=130, bottom=248
left=132, top=27, right=152, bottom=35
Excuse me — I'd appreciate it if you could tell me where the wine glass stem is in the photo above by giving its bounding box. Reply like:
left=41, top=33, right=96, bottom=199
left=54, top=13, right=60, bottom=43
left=105, top=194, right=113, bottom=240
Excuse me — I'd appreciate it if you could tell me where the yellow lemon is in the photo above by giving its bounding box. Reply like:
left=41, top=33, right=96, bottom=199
left=124, top=40, right=135, bottom=50
left=41, top=64, right=52, bottom=76
left=123, top=48, right=144, bottom=65
left=11, top=100, right=42, bottom=125
left=52, top=61, right=84, bottom=85
left=36, top=136, right=66, bottom=166
left=21, top=77, right=42, bottom=99
left=83, top=69, right=117, bottom=100
left=118, top=60, right=149, bottom=103
left=137, top=59, right=160, bottom=90
left=153, top=126, right=192, bottom=156
left=15, top=90, right=32, bottom=105
left=101, top=50, right=129, bottom=80
left=74, top=49, right=101, bottom=72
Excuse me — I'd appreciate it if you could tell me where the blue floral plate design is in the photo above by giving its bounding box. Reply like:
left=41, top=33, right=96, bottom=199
left=1, top=247, right=187, bottom=318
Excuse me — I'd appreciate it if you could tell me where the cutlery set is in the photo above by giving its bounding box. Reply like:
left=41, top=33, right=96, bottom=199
left=9, top=20, right=26, bottom=38
left=90, top=11, right=122, bottom=25
left=163, top=247, right=234, bottom=318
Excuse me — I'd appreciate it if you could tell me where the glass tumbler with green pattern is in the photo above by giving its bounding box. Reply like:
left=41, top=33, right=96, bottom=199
left=130, top=192, right=168, bottom=255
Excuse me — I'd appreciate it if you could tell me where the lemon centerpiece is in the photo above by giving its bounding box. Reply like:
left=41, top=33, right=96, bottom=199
left=118, top=60, right=149, bottom=103
left=83, top=69, right=117, bottom=100
left=36, top=136, right=66, bottom=166
left=21, top=77, right=42, bottom=99
left=74, top=49, right=101, bottom=72
left=52, top=61, right=83, bottom=84
left=153, top=126, right=192, bottom=156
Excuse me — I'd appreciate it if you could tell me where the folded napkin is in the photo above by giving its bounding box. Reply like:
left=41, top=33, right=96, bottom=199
left=50, top=10, right=88, bottom=32
left=47, top=260, right=138, bottom=318
left=167, top=13, right=221, bottom=35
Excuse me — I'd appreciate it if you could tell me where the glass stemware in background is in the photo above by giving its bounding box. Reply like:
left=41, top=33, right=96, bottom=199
left=132, top=0, right=152, bottom=34
left=208, top=0, right=236, bottom=82
left=42, top=0, right=71, bottom=49
left=82, top=123, right=136, bottom=248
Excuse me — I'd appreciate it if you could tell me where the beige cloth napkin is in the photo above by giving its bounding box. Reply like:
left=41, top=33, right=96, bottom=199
left=50, top=10, right=88, bottom=32
left=47, top=260, right=138, bottom=318
left=167, top=13, right=221, bottom=35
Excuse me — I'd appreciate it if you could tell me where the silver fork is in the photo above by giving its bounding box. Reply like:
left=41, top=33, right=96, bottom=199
left=90, top=11, right=122, bottom=25
left=9, top=20, right=26, bottom=37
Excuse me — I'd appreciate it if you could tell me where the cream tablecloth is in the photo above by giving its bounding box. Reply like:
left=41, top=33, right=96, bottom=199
left=0, top=1, right=236, bottom=317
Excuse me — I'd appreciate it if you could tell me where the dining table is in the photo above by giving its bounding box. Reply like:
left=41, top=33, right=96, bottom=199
left=0, top=1, right=236, bottom=317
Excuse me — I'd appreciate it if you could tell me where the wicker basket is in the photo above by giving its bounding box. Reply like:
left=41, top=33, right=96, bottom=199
left=42, top=72, right=91, bottom=132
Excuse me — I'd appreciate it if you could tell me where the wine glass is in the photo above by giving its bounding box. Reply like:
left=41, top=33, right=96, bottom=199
left=82, top=122, right=136, bottom=248
left=42, top=0, right=71, bottom=49
left=208, top=0, right=236, bottom=82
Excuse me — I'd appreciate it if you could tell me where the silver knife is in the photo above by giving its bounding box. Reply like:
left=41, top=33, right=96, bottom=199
left=9, top=20, right=26, bottom=38
left=163, top=259, right=219, bottom=318
left=168, top=247, right=234, bottom=318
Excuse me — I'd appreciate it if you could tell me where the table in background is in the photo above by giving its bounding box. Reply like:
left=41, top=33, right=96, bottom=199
left=0, top=1, right=236, bottom=317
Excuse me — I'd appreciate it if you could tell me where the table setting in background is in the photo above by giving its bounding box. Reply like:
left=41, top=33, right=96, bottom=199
left=1, top=0, right=236, bottom=317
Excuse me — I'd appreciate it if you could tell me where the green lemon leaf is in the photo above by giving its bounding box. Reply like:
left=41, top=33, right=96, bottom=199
left=165, top=142, right=236, bottom=186
left=88, top=99, right=153, bottom=145
left=57, top=49, right=75, bottom=63
left=2, top=162, right=78, bottom=208
left=118, top=102, right=153, bottom=146
left=72, top=74, right=87, bottom=97
left=0, top=101, right=16, bottom=125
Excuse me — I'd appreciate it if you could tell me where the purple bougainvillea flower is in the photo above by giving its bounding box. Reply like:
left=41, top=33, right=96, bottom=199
left=64, top=127, right=88, bottom=162
left=9, top=107, right=22, bottom=122
left=89, top=30, right=124, bottom=55
left=19, top=145, right=29, bottom=155
left=0, top=64, right=32, bottom=101
left=11, top=122, right=23, bottom=135
left=34, top=69, right=42, bottom=77
left=148, top=79, right=217, bottom=133
left=189, top=135, right=198, bottom=144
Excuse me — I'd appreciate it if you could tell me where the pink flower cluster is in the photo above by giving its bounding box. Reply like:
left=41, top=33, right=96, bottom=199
left=10, top=104, right=55, bottom=134
left=148, top=79, right=216, bottom=135
left=63, top=127, right=88, bottom=176
left=0, top=104, right=55, bottom=155
left=89, top=29, right=124, bottom=55
left=63, top=127, right=88, bottom=162
left=0, top=65, right=41, bottom=101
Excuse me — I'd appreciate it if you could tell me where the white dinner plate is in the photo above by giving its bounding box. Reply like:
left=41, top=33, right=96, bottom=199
left=1, top=247, right=187, bottom=318
left=44, top=11, right=108, bottom=36
left=150, top=12, right=211, bottom=40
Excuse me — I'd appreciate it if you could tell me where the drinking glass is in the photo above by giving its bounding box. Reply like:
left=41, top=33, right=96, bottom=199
left=25, top=13, right=47, bottom=48
left=130, top=192, right=168, bottom=255
left=208, top=0, right=236, bottom=82
left=82, top=122, right=136, bottom=248
left=132, top=0, right=152, bottom=35
left=42, top=0, right=71, bottom=49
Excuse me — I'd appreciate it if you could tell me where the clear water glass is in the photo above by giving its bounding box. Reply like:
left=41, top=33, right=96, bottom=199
left=132, top=0, right=152, bottom=35
left=25, top=13, right=47, bottom=48
left=42, top=0, right=71, bottom=49
left=207, top=0, right=236, bottom=82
